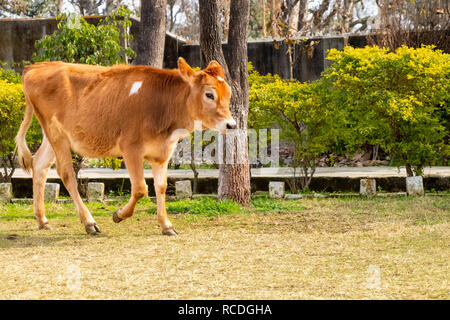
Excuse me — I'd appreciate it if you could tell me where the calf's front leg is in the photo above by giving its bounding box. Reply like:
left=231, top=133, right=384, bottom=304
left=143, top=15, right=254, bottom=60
left=113, top=150, right=146, bottom=223
left=152, top=161, right=177, bottom=236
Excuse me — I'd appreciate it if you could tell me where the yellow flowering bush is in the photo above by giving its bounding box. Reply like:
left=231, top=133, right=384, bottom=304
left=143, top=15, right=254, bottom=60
left=323, top=45, right=449, bottom=176
left=249, top=65, right=343, bottom=191
left=0, top=68, right=41, bottom=182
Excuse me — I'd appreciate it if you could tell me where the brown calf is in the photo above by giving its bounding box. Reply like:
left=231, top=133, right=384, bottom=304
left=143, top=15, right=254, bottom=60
left=15, top=58, right=235, bottom=235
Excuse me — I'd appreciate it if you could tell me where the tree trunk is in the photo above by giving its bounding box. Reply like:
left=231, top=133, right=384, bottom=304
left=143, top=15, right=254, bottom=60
left=76, top=0, right=101, bottom=15
left=199, top=0, right=251, bottom=205
left=221, top=0, right=231, bottom=41
left=280, top=0, right=300, bottom=29
left=199, top=0, right=228, bottom=70
left=0, top=155, right=15, bottom=183
left=167, top=0, right=180, bottom=32
left=297, top=0, right=308, bottom=34
left=270, top=0, right=280, bottom=38
left=56, top=0, right=64, bottom=14
left=136, top=0, right=166, bottom=67
left=219, top=0, right=251, bottom=204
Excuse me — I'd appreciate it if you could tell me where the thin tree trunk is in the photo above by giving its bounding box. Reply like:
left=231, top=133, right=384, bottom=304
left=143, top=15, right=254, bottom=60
left=190, top=160, right=199, bottom=194
left=7, top=154, right=15, bottom=183
left=136, top=0, right=167, bottom=67
left=270, top=0, right=279, bottom=38
left=262, top=0, right=267, bottom=37
left=372, top=144, right=379, bottom=160
left=0, top=155, right=13, bottom=183
left=190, top=144, right=199, bottom=194
left=288, top=45, right=294, bottom=79
left=405, top=162, right=414, bottom=177
left=221, top=0, right=231, bottom=41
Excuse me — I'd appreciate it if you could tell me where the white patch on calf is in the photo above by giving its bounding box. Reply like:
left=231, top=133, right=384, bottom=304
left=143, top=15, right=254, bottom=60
left=129, top=81, right=142, bottom=96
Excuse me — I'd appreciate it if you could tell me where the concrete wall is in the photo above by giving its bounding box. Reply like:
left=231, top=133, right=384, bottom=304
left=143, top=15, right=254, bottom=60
left=0, top=16, right=185, bottom=72
left=0, top=16, right=369, bottom=81
left=0, top=18, right=59, bottom=67
left=172, top=35, right=368, bottom=82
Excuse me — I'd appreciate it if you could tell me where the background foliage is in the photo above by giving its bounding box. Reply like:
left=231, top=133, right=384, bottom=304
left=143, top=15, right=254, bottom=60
left=0, top=65, right=41, bottom=182
left=33, top=8, right=135, bottom=65
left=249, top=63, right=343, bottom=191
left=323, top=45, right=449, bottom=176
left=249, top=45, right=449, bottom=189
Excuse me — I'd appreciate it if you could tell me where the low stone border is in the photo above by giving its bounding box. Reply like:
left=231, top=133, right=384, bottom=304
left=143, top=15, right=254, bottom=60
left=269, top=181, right=285, bottom=199
left=0, top=183, right=13, bottom=203
left=360, top=178, right=377, bottom=197
left=44, top=183, right=60, bottom=202
left=284, top=192, right=411, bottom=199
left=9, top=175, right=450, bottom=198
left=8, top=192, right=447, bottom=205
left=87, top=182, right=105, bottom=203
left=175, top=180, right=192, bottom=199
left=406, top=176, right=425, bottom=196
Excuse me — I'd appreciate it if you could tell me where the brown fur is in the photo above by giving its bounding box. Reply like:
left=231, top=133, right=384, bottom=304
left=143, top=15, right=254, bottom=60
left=15, top=58, right=234, bottom=235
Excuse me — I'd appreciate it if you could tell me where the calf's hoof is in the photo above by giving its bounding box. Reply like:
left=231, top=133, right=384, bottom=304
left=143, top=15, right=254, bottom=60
left=112, top=211, right=123, bottom=223
left=162, top=228, right=178, bottom=236
left=39, top=222, right=52, bottom=230
left=85, top=223, right=101, bottom=235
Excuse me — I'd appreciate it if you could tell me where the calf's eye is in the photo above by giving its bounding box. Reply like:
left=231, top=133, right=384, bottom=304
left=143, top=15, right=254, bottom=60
left=205, top=92, right=215, bottom=100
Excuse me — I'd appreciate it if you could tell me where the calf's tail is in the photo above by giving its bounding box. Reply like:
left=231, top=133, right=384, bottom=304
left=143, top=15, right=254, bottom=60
left=15, top=97, right=34, bottom=174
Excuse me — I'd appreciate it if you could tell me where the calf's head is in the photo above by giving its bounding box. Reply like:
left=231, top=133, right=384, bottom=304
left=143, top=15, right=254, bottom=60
left=178, top=57, right=236, bottom=133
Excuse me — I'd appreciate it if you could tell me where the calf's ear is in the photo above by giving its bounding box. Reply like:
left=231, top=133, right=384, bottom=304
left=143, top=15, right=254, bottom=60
left=204, top=60, right=225, bottom=79
left=178, top=57, right=196, bottom=83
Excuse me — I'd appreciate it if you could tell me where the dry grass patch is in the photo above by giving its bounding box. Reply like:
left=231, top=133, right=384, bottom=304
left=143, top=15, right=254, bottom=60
left=0, top=196, right=448, bottom=299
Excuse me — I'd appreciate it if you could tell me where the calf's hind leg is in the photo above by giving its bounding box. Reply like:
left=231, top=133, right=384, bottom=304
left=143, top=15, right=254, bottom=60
left=48, top=135, right=100, bottom=235
left=32, top=136, right=55, bottom=229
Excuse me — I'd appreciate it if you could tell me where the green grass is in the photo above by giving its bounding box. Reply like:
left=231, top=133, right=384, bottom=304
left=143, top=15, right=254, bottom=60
left=0, top=197, right=244, bottom=220
left=0, top=196, right=448, bottom=299
left=250, top=196, right=306, bottom=213
left=0, top=196, right=306, bottom=220
left=1, top=195, right=448, bottom=225
left=146, top=197, right=242, bottom=216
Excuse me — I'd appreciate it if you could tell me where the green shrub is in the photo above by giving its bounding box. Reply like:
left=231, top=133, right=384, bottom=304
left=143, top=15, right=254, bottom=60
left=323, top=45, right=449, bottom=176
left=248, top=63, right=281, bottom=130
left=0, top=62, right=22, bottom=84
left=249, top=66, right=343, bottom=191
left=0, top=67, right=41, bottom=182
left=33, top=8, right=135, bottom=65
